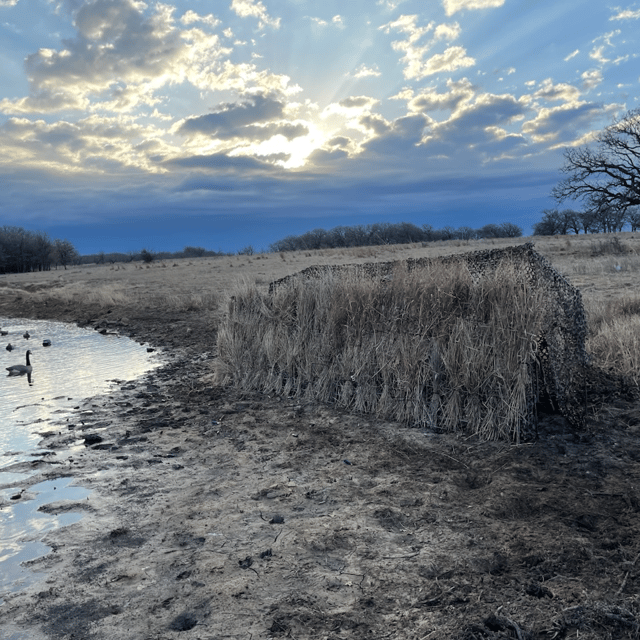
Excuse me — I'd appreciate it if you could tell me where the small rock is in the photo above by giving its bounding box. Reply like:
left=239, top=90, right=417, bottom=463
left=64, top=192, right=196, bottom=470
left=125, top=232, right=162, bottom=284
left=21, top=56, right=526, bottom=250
left=169, top=613, right=198, bottom=632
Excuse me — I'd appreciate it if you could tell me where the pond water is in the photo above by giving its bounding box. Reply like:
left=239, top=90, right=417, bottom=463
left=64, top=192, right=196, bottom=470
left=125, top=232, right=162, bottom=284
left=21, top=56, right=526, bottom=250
left=0, top=316, right=162, bottom=605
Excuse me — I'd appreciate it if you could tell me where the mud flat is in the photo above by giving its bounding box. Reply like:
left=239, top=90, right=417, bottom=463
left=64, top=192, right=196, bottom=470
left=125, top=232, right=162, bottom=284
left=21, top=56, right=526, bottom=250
left=1, top=240, right=640, bottom=639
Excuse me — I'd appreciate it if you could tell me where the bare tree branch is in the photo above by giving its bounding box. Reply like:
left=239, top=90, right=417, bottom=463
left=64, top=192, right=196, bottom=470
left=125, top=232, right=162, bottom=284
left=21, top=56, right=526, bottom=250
left=552, top=108, right=640, bottom=212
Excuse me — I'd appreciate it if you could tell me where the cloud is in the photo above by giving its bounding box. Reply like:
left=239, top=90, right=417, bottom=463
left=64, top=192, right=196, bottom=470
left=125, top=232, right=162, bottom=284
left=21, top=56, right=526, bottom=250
left=521, top=101, right=611, bottom=145
left=0, top=1, right=298, bottom=116
left=581, top=68, right=603, bottom=90
left=0, top=0, right=191, bottom=113
left=382, top=15, right=474, bottom=79
left=0, top=114, right=169, bottom=173
left=419, top=46, right=475, bottom=78
left=230, top=0, right=280, bottom=29
left=0, top=0, right=19, bottom=6
left=404, top=77, right=475, bottom=113
left=377, top=0, right=409, bottom=10
left=167, top=152, right=280, bottom=170
left=564, top=49, right=579, bottom=62
left=180, top=10, right=221, bottom=28
left=589, top=29, right=621, bottom=65
left=442, top=0, right=505, bottom=17
left=382, top=82, right=530, bottom=164
left=533, top=78, right=581, bottom=103
left=358, top=114, right=391, bottom=135
left=178, top=94, right=285, bottom=136
left=610, top=7, right=640, bottom=20
left=353, top=64, right=381, bottom=78
left=339, top=96, right=378, bottom=109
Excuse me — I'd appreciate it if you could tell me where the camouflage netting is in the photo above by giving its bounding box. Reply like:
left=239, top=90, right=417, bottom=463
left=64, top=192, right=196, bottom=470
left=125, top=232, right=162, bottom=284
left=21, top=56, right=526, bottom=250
left=218, top=243, right=590, bottom=441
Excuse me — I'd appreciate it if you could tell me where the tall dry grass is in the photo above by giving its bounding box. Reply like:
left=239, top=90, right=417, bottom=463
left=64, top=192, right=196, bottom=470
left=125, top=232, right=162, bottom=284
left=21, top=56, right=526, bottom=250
left=585, top=295, right=640, bottom=388
left=216, top=260, right=550, bottom=441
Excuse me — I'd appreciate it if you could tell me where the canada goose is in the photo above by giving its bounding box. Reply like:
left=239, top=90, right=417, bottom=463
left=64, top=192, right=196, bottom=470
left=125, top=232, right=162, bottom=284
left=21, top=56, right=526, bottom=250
left=23, top=331, right=30, bottom=339
left=7, top=350, right=32, bottom=376
left=42, top=339, right=52, bottom=347
left=6, top=343, right=13, bottom=351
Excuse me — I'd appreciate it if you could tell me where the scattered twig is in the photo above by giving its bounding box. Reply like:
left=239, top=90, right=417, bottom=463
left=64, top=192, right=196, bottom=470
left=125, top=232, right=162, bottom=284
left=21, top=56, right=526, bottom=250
left=616, top=550, right=640, bottom=597
left=504, top=617, right=525, bottom=640
left=436, top=450, right=469, bottom=469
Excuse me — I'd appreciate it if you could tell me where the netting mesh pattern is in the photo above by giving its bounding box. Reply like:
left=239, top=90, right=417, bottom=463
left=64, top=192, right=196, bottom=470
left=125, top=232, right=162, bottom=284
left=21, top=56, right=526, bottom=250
left=220, top=243, right=588, bottom=440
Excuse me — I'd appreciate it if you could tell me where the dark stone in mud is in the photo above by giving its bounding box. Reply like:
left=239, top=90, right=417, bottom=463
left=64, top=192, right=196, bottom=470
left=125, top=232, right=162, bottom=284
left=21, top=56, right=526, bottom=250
left=525, top=582, right=554, bottom=599
left=169, top=612, right=198, bottom=631
left=269, top=617, right=290, bottom=635
left=84, top=434, right=103, bottom=446
left=270, top=515, right=285, bottom=524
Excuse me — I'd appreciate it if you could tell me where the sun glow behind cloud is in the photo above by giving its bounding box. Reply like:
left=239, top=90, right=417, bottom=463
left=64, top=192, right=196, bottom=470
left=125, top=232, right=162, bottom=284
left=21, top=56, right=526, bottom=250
left=0, top=0, right=639, bottom=251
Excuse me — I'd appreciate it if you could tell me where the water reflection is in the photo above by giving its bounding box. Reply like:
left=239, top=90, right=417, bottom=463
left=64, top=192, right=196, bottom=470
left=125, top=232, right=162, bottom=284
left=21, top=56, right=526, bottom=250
left=0, top=478, right=91, bottom=597
left=0, top=317, right=161, bottom=604
left=1, top=317, right=161, bottom=461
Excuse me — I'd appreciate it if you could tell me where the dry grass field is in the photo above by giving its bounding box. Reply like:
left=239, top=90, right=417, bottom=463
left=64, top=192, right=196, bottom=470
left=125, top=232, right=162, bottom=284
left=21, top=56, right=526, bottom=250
left=1, top=233, right=640, bottom=639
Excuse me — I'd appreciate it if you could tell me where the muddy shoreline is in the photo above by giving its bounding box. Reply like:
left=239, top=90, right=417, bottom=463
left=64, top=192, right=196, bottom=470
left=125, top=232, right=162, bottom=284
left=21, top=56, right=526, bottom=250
left=2, top=293, right=640, bottom=639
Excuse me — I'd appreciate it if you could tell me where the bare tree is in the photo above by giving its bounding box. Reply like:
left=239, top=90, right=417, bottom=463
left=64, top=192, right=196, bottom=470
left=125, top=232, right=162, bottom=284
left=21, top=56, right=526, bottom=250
left=627, top=206, right=640, bottom=231
left=552, top=108, right=640, bottom=214
left=533, top=209, right=564, bottom=236
left=53, top=239, right=79, bottom=270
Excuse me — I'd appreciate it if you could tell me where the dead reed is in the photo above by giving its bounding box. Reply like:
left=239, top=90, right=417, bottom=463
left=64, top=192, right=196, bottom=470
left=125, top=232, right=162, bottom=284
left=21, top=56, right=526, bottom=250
left=216, top=260, right=549, bottom=441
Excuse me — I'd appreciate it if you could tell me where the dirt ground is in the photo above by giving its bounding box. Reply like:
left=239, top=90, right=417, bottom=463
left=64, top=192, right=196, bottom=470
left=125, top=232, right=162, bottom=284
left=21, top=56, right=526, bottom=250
left=2, top=238, right=640, bottom=639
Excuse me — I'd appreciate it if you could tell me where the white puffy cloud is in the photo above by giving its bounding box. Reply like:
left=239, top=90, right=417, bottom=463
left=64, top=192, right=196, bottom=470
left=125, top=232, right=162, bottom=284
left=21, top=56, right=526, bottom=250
left=442, top=0, right=505, bottom=17
left=353, top=64, right=381, bottom=78
left=382, top=15, right=474, bottom=79
left=532, top=78, right=581, bottom=103
left=0, top=114, right=172, bottom=173
left=419, top=46, right=475, bottom=78
left=0, top=1, right=298, bottom=116
left=180, top=10, right=221, bottom=28
left=521, top=101, right=612, bottom=146
left=404, top=77, right=476, bottom=113
left=230, top=0, right=280, bottom=29
left=581, top=68, right=603, bottom=90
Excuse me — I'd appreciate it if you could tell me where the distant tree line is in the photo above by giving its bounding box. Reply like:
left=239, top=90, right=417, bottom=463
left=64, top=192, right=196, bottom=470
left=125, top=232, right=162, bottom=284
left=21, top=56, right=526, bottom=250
left=269, top=221, right=522, bottom=252
left=0, top=226, right=79, bottom=274
left=78, top=246, right=231, bottom=265
left=533, top=205, right=640, bottom=236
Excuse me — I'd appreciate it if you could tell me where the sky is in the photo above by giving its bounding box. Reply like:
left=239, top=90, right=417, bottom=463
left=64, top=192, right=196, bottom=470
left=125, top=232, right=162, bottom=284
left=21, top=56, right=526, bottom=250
left=1, top=0, right=639, bottom=254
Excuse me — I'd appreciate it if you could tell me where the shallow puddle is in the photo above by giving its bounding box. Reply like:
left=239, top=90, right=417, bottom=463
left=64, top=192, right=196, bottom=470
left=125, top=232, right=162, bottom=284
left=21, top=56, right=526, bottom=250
left=0, top=316, right=162, bottom=604
left=0, top=478, right=91, bottom=595
left=1, top=316, right=161, bottom=467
